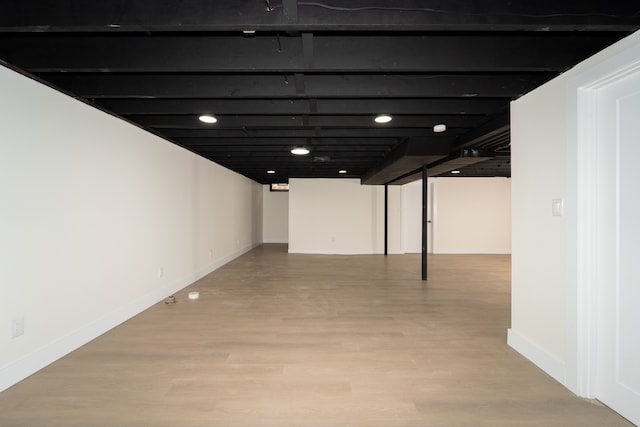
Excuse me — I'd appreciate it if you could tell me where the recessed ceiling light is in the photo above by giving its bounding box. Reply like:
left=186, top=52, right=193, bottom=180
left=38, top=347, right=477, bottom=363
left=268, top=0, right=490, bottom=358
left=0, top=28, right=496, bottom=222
left=339, top=170, right=347, bottom=174
left=374, top=114, right=392, bottom=124
left=198, top=114, right=217, bottom=124
left=433, top=124, right=447, bottom=133
left=291, top=147, right=310, bottom=155
left=267, top=170, right=275, bottom=174
left=451, top=170, right=461, bottom=174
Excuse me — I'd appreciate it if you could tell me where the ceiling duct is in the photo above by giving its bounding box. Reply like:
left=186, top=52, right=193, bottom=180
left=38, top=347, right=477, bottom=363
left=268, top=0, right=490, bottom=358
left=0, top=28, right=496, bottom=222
left=361, top=136, right=453, bottom=185
left=386, top=148, right=497, bottom=185
left=427, top=148, right=497, bottom=176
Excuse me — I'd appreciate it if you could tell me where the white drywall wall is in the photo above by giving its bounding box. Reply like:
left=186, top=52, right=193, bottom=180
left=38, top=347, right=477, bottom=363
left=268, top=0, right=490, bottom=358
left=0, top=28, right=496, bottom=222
left=386, top=185, right=403, bottom=254
left=401, top=179, right=425, bottom=254
left=510, top=81, right=567, bottom=375
left=287, top=177, right=509, bottom=256
left=262, top=185, right=289, bottom=243
left=433, top=177, right=511, bottom=254
left=509, top=30, right=640, bottom=390
left=0, top=65, right=262, bottom=391
left=288, top=178, right=385, bottom=254
left=401, top=177, right=510, bottom=254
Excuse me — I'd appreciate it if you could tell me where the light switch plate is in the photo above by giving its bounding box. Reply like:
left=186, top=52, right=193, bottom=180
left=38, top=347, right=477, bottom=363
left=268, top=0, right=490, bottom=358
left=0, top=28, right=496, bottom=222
left=552, top=198, right=564, bottom=217
left=12, top=317, right=24, bottom=338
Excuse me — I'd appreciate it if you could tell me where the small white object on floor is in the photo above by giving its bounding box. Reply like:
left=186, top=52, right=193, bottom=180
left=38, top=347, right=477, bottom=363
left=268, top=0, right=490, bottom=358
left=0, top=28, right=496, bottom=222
left=188, top=291, right=200, bottom=300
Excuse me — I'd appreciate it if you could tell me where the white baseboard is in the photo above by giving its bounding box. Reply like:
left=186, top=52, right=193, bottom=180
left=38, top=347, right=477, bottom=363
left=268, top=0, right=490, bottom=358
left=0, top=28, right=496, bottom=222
left=0, top=243, right=258, bottom=393
left=507, top=328, right=566, bottom=386
left=194, top=243, right=258, bottom=281
left=0, top=279, right=184, bottom=393
left=288, top=248, right=385, bottom=255
left=432, top=249, right=512, bottom=254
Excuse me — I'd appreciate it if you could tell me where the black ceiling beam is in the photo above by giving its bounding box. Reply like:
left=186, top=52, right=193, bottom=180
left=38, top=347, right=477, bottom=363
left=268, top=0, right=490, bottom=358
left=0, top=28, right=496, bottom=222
left=454, top=111, right=511, bottom=150
left=361, top=136, right=455, bottom=185
left=95, top=98, right=509, bottom=115
left=302, top=32, right=314, bottom=69
left=215, top=160, right=376, bottom=166
left=4, top=2, right=630, bottom=184
left=426, top=148, right=497, bottom=177
left=194, top=151, right=390, bottom=159
left=212, top=156, right=383, bottom=164
left=99, top=99, right=311, bottom=115
left=129, top=114, right=486, bottom=128
left=1, top=1, right=638, bottom=31
left=442, top=158, right=510, bottom=178
left=194, top=145, right=391, bottom=154
left=0, top=35, right=301, bottom=72
left=228, top=166, right=370, bottom=172
left=365, top=112, right=510, bottom=184
left=282, top=0, right=298, bottom=25
left=239, top=171, right=370, bottom=178
left=309, top=34, right=621, bottom=73
left=218, top=162, right=375, bottom=169
left=303, top=74, right=551, bottom=99
left=38, top=73, right=554, bottom=98
left=0, top=34, right=624, bottom=73
left=174, top=137, right=398, bottom=146
left=238, top=171, right=371, bottom=178
left=161, top=128, right=465, bottom=138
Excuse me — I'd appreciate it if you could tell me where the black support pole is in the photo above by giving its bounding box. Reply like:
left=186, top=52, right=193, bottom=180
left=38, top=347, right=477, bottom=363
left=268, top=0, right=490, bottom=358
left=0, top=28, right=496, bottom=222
left=422, top=165, right=428, bottom=281
left=384, top=184, right=388, bottom=255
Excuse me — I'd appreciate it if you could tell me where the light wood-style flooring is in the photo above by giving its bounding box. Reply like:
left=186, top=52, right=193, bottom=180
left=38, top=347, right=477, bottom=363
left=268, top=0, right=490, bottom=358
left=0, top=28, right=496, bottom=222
left=0, top=244, right=632, bottom=426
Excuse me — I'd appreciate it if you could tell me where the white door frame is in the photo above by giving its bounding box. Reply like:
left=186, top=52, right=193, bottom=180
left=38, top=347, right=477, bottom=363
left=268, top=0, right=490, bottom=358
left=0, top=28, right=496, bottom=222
left=428, top=180, right=435, bottom=254
left=566, top=43, right=640, bottom=398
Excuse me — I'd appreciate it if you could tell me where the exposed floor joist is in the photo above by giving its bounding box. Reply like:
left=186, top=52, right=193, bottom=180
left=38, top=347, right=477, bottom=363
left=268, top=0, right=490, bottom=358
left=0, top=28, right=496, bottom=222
left=1, top=1, right=638, bottom=183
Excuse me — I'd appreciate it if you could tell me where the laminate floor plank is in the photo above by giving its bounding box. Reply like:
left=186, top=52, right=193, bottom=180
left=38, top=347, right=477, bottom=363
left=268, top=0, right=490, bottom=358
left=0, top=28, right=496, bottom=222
left=0, top=244, right=632, bottom=426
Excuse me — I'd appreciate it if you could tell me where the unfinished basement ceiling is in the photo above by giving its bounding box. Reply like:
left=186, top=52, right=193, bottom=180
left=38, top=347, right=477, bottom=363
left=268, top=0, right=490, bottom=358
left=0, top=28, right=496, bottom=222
left=1, top=1, right=638, bottom=184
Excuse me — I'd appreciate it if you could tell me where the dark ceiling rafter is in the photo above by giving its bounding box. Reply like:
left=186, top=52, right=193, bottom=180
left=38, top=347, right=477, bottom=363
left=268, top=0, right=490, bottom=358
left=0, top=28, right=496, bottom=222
left=0, top=1, right=638, bottom=184
left=0, top=34, right=623, bottom=73
left=1, top=1, right=639, bottom=32
left=34, top=73, right=558, bottom=98
left=94, top=98, right=509, bottom=115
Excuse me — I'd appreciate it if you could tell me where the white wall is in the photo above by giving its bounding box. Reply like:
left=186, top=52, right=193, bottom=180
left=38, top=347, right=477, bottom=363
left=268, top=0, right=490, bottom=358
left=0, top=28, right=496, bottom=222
left=433, top=177, right=511, bottom=254
left=0, top=65, right=263, bottom=392
left=386, top=185, right=403, bottom=254
left=401, top=179, right=426, bottom=253
left=401, top=177, right=511, bottom=254
left=287, top=177, right=510, bottom=256
left=509, top=30, right=640, bottom=391
left=510, top=79, right=567, bottom=380
left=262, top=186, right=289, bottom=243
left=288, top=178, right=385, bottom=254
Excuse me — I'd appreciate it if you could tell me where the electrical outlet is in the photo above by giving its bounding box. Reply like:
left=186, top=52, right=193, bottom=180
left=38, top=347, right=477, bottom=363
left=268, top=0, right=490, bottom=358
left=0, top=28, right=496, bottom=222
left=12, top=317, right=24, bottom=338
left=158, top=267, right=164, bottom=278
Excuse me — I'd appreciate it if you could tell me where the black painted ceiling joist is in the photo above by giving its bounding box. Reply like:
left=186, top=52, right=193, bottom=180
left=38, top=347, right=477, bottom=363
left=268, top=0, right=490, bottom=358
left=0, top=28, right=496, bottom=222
left=127, top=114, right=487, bottom=128
left=174, top=137, right=397, bottom=146
left=0, top=34, right=622, bottom=73
left=34, top=73, right=556, bottom=98
left=94, top=98, right=509, bottom=115
left=1, top=1, right=638, bottom=31
left=0, top=1, right=638, bottom=184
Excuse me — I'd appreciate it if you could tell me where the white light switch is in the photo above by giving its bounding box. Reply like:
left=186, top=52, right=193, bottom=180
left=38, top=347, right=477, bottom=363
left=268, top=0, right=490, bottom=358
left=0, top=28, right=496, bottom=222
left=552, top=198, right=564, bottom=217
left=12, top=317, right=24, bottom=338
